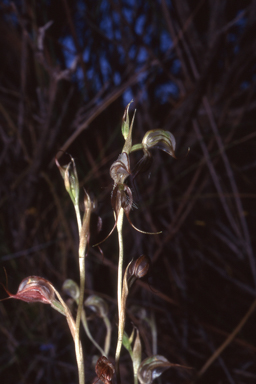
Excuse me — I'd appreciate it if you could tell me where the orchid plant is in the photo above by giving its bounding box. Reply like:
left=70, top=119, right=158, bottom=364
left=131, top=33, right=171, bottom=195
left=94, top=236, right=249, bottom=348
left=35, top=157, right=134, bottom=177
left=1, top=101, right=190, bottom=384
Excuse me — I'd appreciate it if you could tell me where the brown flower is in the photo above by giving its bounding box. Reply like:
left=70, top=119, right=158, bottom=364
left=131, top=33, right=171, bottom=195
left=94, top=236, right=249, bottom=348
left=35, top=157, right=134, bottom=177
left=95, top=356, right=115, bottom=384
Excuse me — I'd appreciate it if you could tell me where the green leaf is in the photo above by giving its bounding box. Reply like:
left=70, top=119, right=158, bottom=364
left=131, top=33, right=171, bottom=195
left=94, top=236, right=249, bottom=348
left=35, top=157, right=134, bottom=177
left=122, top=330, right=133, bottom=357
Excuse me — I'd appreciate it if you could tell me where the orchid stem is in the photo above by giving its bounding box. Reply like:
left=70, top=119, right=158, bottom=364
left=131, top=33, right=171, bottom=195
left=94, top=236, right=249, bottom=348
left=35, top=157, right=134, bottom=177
left=115, top=207, right=124, bottom=384
left=75, top=203, right=82, bottom=233
left=80, top=307, right=105, bottom=356
left=75, top=202, right=85, bottom=384
left=103, top=315, right=112, bottom=357
left=53, top=286, right=84, bottom=384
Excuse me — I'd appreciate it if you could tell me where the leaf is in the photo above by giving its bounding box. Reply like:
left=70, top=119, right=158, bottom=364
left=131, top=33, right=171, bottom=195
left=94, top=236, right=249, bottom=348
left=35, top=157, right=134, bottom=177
left=122, top=330, right=134, bottom=357
left=132, top=328, right=142, bottom=379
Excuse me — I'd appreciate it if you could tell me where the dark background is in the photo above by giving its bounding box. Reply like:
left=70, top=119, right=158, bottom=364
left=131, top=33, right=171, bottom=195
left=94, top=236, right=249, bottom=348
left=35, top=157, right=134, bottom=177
left=1, top=0, right=256, bottom=383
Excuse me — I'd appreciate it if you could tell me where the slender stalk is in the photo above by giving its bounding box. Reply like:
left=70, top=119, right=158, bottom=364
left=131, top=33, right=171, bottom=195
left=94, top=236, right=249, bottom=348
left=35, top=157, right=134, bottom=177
left=52, top=286, right=84, bottom=384
left=103, top=316, right=112, bottom=357
left=117, top=208, right=124, bottom=317
left=76, top=260, right=85, bottom=384
left=115, top=208, right=125, bottom=384
left=74, top=202, right=85, bottom=384
left=75, top=203, right=82, bottom=233
left=80, top=308, right=105, bottom=356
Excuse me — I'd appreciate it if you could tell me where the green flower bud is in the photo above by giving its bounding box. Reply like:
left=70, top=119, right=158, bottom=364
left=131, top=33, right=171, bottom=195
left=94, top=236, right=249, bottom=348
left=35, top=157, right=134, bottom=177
left=55, top=155, right=80, bottom=206
left=62, top=279, right=80, bottom=302
left=121, top=100, right=133, bottom=140
left=84, top=295, right=108, bottom=318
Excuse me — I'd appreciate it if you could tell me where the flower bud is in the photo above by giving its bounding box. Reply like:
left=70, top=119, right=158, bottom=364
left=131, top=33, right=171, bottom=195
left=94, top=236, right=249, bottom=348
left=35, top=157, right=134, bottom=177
left=129, top=254, right=150, bottom=279
left=121, top=101, right=133, bottom=140
left=95, top=356, right=115, bottom=384
left=84, top=295, right=108, bottom=318
left=128, top=255, right=150, bottom=288
left=62, top=279, right=80, bottom=302
left=55, top=155, right=79, bottom=205
left=121, top=101, right=136, bottom=154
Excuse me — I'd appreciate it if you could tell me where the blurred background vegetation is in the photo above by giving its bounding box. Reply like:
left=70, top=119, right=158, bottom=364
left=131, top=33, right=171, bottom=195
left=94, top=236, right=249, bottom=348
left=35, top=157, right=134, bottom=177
left=1, top=0, right=256, bottom=383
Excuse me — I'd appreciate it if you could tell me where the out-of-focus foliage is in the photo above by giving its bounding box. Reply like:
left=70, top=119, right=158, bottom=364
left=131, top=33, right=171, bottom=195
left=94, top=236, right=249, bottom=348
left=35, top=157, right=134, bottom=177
left=1, top=0, right=256, bottom=383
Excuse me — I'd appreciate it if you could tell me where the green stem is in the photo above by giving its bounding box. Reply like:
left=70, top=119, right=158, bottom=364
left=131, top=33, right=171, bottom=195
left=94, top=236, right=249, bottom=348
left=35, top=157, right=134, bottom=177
left=75, top=203, right=82, bottom=233
left=80, top=308, right=105, bottom=356
left=52, top=286, right=84, bottom=384
left=115, top=208, right=124, bottom=384
left=103, top=316, right=112, bottom=357
left=130, top=143, right=143, bottom=153
left=117, top=208, right=124, bottom=317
